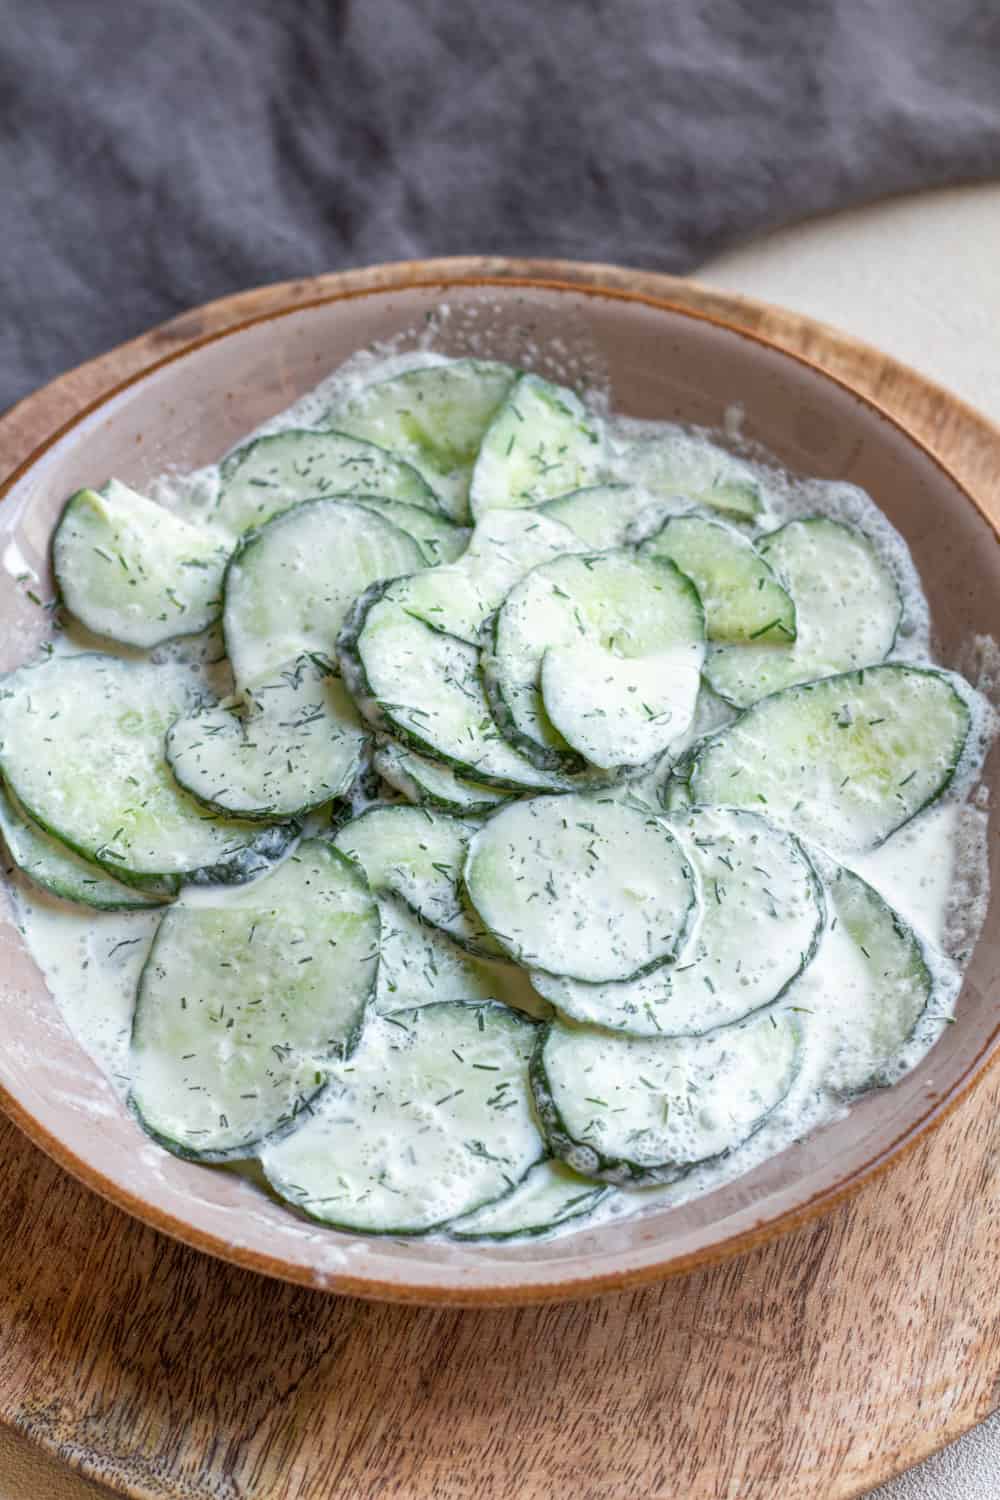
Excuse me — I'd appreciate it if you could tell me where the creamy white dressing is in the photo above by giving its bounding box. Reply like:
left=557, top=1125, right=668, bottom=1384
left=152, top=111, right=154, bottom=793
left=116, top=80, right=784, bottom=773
left=6, top=351, right=996, bottom=1247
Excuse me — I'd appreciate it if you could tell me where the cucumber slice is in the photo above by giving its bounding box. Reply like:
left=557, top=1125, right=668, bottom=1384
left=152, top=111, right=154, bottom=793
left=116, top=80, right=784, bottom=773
left=259, top=1001, right=544, bottom=1233
left=333, top=360, right=518, bottom=522
left=609, top=431, right=763, bottom=520
left=464, top=793, right=696, bottom=983
left=532, top=1010, right=801, bottom=1184
left=705, top=518, right=901, bottom=706
left=333, top=804, right=504, bottom=957
left=130, top=840, right=379, bottom=1161
left=353, top=499, right=469, bottom=565
left=338, top=580, right=566, bottom=791
left=0, top=780, right=167, bottom=911
left=383, top=508, right=586, bottom=646
left=469, top=374, right=603, bottom=519
left=0, top=654, right=294, bottom=891
left=52, top=481, right=228, bottom=648
left=486, top=551, right=705, bottom=771
left=690, top=665, right=971, bottom=854
left=824, top=865, right=933, bottom=1094
left=223, top=498, right=426, bottom=687
left=450, top=1160, right=609, bottom=1240
left=166, top=654, right=369, bottom=820
left=539, top=484, right=666, bottom=549
left=640, top=515, right=796, bottom=644
left=215, top=429, right=438, bottom=534
left=373, top=741, right=511, bottom=816
left=530, top=807, right=823, bottom=1036
left=375, top=894, right=545, bottom=1017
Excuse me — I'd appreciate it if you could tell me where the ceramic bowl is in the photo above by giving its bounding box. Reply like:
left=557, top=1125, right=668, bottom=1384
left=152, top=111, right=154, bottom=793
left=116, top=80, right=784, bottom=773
left=1, top=267, right=998, bottom=1304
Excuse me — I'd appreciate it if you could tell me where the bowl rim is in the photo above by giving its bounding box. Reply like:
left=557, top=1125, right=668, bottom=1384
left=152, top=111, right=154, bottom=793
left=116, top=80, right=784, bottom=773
left=2, top=263, right=999, bottom=1306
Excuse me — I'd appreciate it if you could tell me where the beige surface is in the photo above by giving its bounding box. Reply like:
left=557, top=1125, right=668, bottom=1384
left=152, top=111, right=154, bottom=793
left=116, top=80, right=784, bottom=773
left=2, top=194, right=1000, bottom=1495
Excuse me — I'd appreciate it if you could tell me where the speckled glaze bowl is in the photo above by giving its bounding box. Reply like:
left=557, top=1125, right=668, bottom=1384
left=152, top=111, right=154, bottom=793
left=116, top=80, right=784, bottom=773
left=1, top=266, right=998, bottom=1305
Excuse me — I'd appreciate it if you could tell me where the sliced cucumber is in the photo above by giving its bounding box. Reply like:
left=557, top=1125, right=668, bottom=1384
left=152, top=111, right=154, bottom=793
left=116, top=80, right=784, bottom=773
left=353, top=499, right=469, bottom=565
left=333, top=360, right=518, bottom=522
left=540, top=484, right=666, bottom=549
left=333, top=803, right=503, bottom=956
left=640, top=515, right=796, bottom=644
left=338, top=580, right=566, bottom=791
left=215, top=429, right=438, bottom=534
left=130, top=840, right=379, bottom=1160
left=486, top=551, right=705, bottom=771
left=375, top=894, right=546, bottom=1017
left=450, top=1159, right=609, bottom=1240
left=260, top=1001, right=543, bottom=1233
left=373, top=741, right=511, bottom=816
left=690, top=665, right=971, bottom=854
left=0, top=654, right=294, bottom=891
left=53, top=481, right=228, bottom=648
left=530, top=807, right=822, bottom=1036
left=464, top=793, right=696, bottom=983
left=0, top=780, right=168, bottom=911
left=382, top=508, right=585, bottom=646
left=609, top=430, right=763, bottom=520
left=705, top=518, right=901, bottom=706
left=824, top=865, right=933, bottom=1094
left=532, top=1010, right=801, bottom=1184
left=166, top=654, right=369, bottom=820
left=470, top=374, right=603, bottom=519
left=223, top=498, right=426, bottom=687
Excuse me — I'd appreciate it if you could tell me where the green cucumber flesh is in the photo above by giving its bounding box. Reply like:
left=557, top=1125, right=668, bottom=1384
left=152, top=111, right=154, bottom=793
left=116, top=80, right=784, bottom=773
left=373, top=741, right=511, bottom=816
left=705, top=518, right=901, bottom=706
left=223, top=498, right=426, bottom=688
left=539, top=484, right=668, bottom=549
left=450, top=1159, right=609, bottom=1240
left=260, top=1000, right=543, bottom=1233
left=690, top=664, right=971, bottom=854
left=609, top=431, right=763, bottom=520
left=532, top=1009, right=801, bottom=1184
left=470, top=374, right=603, bottom=519
left=129, top=840, right=379, bottom=1160
left=53, top=481, right=228, bottom=648
left=640, top=514, right=796, bottom=644
left=353, top=499, right=469, bottom=565
left=166, top=654, right=369, bottom=820
left=464, top=793, right=696, bottom=983
left=530, top=807, right=823, bottom=1036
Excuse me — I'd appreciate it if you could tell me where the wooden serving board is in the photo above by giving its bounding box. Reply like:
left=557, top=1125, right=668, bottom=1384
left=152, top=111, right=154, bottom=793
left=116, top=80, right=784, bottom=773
left=2, top=260, right=1000, bottom=1500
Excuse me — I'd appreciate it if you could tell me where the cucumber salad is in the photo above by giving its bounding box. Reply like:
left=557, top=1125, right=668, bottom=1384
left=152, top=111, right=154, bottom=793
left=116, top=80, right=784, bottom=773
left=2, top=350, right=993, bottom=1244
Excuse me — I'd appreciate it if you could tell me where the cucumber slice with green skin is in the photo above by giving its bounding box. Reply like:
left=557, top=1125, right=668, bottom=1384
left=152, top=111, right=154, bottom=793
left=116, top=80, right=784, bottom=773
left=259, top=1001, right=544, bottom=1234
left=640, top=515, right=796, bottom=645
left=337, top=580, right=567, bottom=791
left=375, top=894, right=547, bottom=1017
left=166, top=654, right=369, bottom=821
left=690, top=665, right=971, bottom=854
left=375, top=509, right=586, bottom=647
left=0, top=654, right=294, bottom=892
left=130, top=840, right=379, bottom=1162
left=609, top=432, right=763, bottom=520
left=333, top=361, right=518, bottom=523
left=223, top=498, right=426, bottom=688
left=823, top=865, right=933, bottom=1095
left=450, top=1159, right=609, bottom=1240
left=373, top=741, right=511, bottom=816
left=52, top=481, right=228, bottom=649
left=214, top=429, right=439, bottom=534
left=705, top=518, right=901, bottom=707
left=539, top=484, right=668, bottom=549
left=333, top=804, right=505, bottom=957
left=532, top=1010, right=801, bottom=1185
left=530, top=807, right=823, bottom=1037
left=0, top=781, right=168, bottom=911
left=469, top=374, right=604, bottom=520
left=464, top=793, right=696, bottom=983
left=486, top=551, right=705, bottom=772
left=352, top=499, right=469, bottom=565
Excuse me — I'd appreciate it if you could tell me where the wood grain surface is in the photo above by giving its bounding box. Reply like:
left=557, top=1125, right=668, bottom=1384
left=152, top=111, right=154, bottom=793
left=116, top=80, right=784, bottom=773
left=2, top=259, right=1000, bottom=1500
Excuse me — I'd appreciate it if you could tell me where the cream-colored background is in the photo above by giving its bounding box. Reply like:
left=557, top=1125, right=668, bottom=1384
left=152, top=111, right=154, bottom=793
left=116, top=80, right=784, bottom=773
left=3, top=180, right=1000, bottom=1498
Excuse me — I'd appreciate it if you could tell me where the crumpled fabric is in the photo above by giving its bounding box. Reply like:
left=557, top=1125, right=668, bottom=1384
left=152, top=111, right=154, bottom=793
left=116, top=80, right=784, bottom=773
left=3, top=0, right=1000, bottom=411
